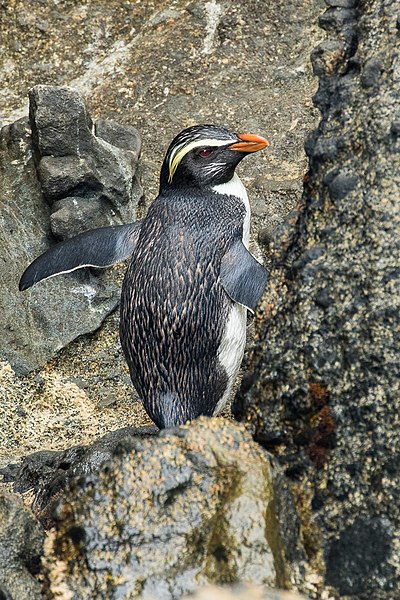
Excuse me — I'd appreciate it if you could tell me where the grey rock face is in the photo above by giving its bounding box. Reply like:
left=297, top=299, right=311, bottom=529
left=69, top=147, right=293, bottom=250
left=0, top=492, right=44, bottom=600
left=234, top=1, right=400, bottom=598
left=42, top=419, right=307, bottom=599
left=0, top=88, right=141, bottom=373
left=29, top=85, right=142, bottom=240
left=29, top=84, right=94, bottom=157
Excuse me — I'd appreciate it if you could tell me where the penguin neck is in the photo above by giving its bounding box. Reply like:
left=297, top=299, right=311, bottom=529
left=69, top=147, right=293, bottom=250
left=212, top=173, right=250, bottom=248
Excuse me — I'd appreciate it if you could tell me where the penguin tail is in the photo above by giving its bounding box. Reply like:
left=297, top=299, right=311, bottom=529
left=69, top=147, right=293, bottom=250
left=152, top=392, right=192, bottom=429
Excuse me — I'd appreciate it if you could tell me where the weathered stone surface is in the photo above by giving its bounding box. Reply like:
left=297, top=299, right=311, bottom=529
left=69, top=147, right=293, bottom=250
left=186, top=584, right=307, bottom=600
left=234, top=1, right=400, bottom=598
left=95, top=118, right=141, bottom=159
left=0, top=359, right=147, bottom=469
left=50, top=196, right=109, bottom=239
left=1, top=425, right=157, bottom=522
left=0, top=492, right=44, bottom=600
left=29, top=84, right=93, bottom=156
left=38, top=155, right=99, bottom=202
left=42, top=419, right=307, bottom=599
left=0, top=118, right=120, bottom=373
left=30, top=85, right=142, bottom=240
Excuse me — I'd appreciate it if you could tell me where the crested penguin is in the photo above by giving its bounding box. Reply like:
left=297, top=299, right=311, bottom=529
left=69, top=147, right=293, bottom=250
left=20, top=124, right=269, bottom=429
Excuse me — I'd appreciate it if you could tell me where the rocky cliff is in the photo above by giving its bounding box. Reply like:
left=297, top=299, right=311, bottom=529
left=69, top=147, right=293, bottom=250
left=234, top=1, right=400, bottom=597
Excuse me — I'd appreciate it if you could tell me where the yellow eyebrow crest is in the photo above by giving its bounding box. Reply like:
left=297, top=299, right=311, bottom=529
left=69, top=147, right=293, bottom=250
left=168, top=138, right=235, bottom=183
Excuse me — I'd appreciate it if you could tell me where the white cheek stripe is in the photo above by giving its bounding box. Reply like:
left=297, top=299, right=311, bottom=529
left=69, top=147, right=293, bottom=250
left=168, top=137, right=236, bottom=183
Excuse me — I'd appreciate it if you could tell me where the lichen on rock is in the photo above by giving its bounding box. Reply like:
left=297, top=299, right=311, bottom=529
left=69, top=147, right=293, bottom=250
left=42, top=418, right=307, bottom=600
left=234, top=1, right=400, bottom=597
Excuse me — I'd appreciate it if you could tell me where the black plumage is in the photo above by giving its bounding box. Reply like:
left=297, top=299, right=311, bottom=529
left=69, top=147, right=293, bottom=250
left=19, top=124, right=269, bottom=429
left=120, top=189, right=245, bottom=428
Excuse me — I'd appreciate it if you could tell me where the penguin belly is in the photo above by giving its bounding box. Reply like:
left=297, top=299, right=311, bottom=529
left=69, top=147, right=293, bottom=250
left=214, top=302, right=247, bottom=415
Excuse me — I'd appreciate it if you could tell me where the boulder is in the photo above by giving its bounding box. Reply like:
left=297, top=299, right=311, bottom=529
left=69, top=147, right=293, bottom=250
left=40, top=418, right=307, bottom=599
left=0, top=492, right=44, bottom=600
left=29, top=85, right=142, bottom=240
left=234, top=1, right=400, bottom=598
left=0, top=87, right=142, bottom=373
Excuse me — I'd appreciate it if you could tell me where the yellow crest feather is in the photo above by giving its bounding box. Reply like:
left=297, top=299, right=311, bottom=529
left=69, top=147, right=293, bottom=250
left=168, top=138, right=234, bottom=183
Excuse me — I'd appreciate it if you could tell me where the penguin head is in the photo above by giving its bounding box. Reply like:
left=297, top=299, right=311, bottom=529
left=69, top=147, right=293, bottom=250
left=159, top=124, right=269, bottom=193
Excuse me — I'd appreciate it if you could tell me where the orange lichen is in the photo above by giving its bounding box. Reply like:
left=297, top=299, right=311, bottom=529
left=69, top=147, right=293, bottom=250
left=309, top=405, right=336, bottom=469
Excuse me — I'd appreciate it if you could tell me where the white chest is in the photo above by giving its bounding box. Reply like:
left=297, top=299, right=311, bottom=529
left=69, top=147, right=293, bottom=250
left=212, top=173, right=251, bottom=414
left=212, top=173, right=250, bottom=248
left=214, top=302, right=247, bottom=414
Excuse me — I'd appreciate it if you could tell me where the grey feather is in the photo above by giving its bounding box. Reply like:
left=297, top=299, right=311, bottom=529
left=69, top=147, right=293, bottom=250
left=220, top=239, right=268, bottom=312
left=19, top=221, right=142, bottom=291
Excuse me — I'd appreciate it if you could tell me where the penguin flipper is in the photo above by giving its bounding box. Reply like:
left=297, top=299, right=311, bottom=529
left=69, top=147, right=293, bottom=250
left=19, top=221, right=142, bottom=291
left=220, top=239, right=268, bottom=312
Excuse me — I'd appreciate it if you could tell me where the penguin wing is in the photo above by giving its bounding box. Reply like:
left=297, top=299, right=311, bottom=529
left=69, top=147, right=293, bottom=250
left=220, top=239, right=268, bottom=312
left=19, top=221, right=142, bottom=291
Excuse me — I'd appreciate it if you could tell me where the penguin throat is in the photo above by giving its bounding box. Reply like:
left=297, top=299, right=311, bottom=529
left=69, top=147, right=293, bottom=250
left=212, top=174, right=250, bottom=247
left=159, top=161, right=237, bottom=194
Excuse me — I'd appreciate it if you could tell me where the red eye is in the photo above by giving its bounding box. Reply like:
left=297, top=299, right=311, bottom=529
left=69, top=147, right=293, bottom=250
left=198, top=148, right=212, bottom=157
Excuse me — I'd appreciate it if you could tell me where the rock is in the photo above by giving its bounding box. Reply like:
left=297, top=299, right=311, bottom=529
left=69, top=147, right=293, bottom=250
left=29, top=85, right=142, bottom=240
left=1, top=425, right=157, bottom=523
left=0, top=85, right=142, bottom=372
left=0, top=114, right=126, bottom=373
left=234, top=1, right=400, bottom=598
left=29, top=84, right=93, bottom=157
left=50, top=197, right=110, bottom=239
left=95, top=118, right=141, bottom=159
left=37, top=155, right=99, bottom=203
left=185, top=584, right=307, bottom=599
left=41, top=418, right=307, bottom=599
left=0, top=492, right=44, bottom=600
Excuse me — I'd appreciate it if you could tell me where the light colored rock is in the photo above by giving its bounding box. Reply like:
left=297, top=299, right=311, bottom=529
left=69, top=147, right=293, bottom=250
left=43, top=418, right=307, bottom=599
left=184, top=583, right=307, bottom=599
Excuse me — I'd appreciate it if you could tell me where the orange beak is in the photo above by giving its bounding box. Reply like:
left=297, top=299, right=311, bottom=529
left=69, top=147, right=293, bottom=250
left=229, top=133, right=269, bottom=153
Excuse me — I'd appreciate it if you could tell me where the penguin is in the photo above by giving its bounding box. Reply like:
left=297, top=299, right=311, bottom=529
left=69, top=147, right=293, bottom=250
left=20, top=124, right=269, bottom=429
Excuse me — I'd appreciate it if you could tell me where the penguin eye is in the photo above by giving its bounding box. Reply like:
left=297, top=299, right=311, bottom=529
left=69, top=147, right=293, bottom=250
left=197, top=148, right=213, bottom=158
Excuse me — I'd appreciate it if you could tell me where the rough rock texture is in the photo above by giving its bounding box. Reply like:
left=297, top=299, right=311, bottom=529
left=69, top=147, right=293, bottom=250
left=0, top=88, right=141, bottom=374
left=0, top=425, right=157, bottom=525
left=43, top=419, right=307, bottom=599
left=0, top=358, right=151, bottom=471
left=234, top=1, right=400, bottom=599
left=0, top=492, right=44, bottom=600
left=186, top=584, right=307, bottom=600
left=30, top=85, right=142, bottom=240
